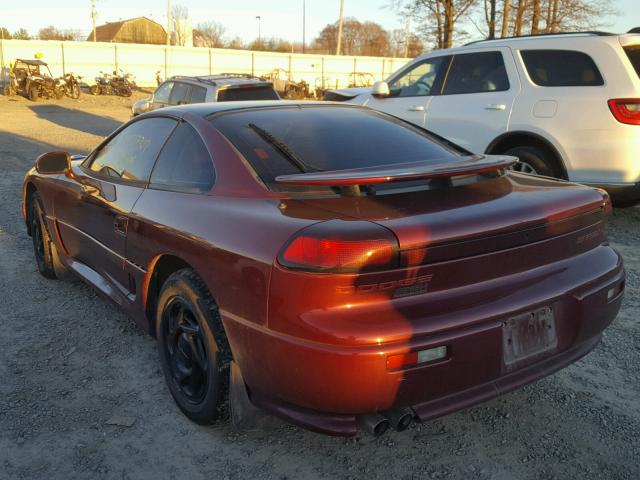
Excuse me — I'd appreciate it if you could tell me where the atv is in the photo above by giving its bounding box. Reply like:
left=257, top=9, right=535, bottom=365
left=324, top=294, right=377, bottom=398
left=4, top=59, right=64, bottom=101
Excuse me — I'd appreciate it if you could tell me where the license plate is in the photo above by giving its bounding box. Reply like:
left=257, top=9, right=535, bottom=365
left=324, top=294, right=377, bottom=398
left=503, top=306, right=557, bottom=371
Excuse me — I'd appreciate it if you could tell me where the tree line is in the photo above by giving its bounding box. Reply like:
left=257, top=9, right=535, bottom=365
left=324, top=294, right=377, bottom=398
left=0, top=0, right=619, bottom=57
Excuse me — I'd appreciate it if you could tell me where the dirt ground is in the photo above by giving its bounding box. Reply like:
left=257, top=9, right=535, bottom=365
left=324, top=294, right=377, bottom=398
left=0, top=92, right=639, bottom=480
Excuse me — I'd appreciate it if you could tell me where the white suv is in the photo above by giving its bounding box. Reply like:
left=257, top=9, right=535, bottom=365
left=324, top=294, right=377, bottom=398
left=326, top=31, right=640, bottom=205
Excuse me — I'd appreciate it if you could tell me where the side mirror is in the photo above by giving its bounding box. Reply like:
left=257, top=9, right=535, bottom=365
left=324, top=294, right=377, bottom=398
left=371, top=81, right=390, bottom=97
left=35, top=151, right=71, bottom=174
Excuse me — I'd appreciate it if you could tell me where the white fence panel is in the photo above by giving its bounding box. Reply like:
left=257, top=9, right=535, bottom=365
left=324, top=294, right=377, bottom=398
left=0, top=39, right=411, bottom=90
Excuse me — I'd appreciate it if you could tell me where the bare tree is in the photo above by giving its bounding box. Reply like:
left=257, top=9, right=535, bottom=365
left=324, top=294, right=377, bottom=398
left=12, top=28, right=31, bottom=40
left=500, top=0, right=511, bottom=37
left=484, top=0, right=497, bottom=39
left=171, top=4, right=190, bottom=46
left=396, top=0, right=478, bottom=49
left=38, top=25, right=76, bottom=41
left=194, top=21, right=226, bottom=48
left=313, top=18, right=391, bottom=56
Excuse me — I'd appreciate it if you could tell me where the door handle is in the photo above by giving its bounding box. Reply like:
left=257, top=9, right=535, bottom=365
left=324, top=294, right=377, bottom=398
left=485, top=103, right=507, bottom=110
left=408, top=105, right=425, bottom=112
left=114, top=215, right=128, bottom=236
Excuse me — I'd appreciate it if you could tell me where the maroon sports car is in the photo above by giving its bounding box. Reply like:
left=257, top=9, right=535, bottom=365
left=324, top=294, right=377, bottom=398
left=23, top=102, right=624, bottom=436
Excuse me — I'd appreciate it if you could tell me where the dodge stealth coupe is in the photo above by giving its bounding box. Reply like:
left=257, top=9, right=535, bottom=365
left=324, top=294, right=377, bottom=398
left=23, top=101, right=625, bottom=436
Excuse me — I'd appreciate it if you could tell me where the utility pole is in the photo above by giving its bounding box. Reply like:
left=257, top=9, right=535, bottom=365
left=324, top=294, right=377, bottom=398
left=403, top=16, right=411, bottom=58
left=166, top=0, right=171, bottom=45
left=256, top=16, right=261, bottom=44
left=336, top=0, right=344, bottom=56
left=91, top=0, right=97, bottom=42
left=302, top=0, right=306, bottom=54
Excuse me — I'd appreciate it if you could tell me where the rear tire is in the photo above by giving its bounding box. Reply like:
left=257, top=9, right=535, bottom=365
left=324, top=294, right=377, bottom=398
left=156, top=268, right=232, bottom=425
left=504, top=145, right=562, bottom=178
left=28, top=85, right=39, bottom=101
left=29, top=192, right=57, bottom=279
left=71, top=83, right=81, bottom=99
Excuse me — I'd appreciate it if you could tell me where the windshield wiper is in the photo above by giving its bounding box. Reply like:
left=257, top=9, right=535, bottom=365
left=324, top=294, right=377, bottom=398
left=247, top=123, right=316, bottom=173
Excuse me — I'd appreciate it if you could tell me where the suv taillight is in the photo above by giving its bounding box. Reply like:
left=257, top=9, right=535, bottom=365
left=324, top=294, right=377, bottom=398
left=278, top=220, right=399, bottom=273
left=608, top=98, right=640, bottom=125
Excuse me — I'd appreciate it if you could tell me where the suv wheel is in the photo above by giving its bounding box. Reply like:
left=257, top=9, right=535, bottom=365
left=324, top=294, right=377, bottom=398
left=504, top=145, right=562, bottom=178
left=156, top=269, right=232, bottom=425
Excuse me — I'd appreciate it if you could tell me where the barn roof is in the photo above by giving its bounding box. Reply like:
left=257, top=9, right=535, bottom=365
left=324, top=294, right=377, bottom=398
left=89, top=16, right=166, bottom=42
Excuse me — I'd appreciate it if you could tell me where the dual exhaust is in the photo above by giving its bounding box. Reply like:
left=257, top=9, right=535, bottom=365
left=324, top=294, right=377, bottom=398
left=357, top=408, right=414, bottom=437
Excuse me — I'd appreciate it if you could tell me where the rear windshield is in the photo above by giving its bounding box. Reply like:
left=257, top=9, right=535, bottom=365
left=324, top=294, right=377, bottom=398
left=211, top=106, right=462, bottom=190
left=521, top=50, right=604, bottom=87
left=217, top=85, right=279, bottom=101
left=624, top=46, right=640, bottom=78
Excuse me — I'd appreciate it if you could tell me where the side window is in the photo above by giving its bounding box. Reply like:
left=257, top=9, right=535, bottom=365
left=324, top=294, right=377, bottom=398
left=442, top=51, right=510, bottom=95
left=154, top=82, right=173, bottom=103
left=520, top=50, right=604, bottom=87
left=190, top=85, right=207, bottom=103
left=169, top=82, right=191, bottom=105
left=89, top=118, right=177, bottom=182
left=388, top=56, right=448, bottom=97
left=149, top=122, right=214, bottom=193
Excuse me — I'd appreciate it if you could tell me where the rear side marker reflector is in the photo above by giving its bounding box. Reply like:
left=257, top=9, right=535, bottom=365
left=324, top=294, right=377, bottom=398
left=608, top=98, right=640, bottom=125
left=387, top=346, right=448, bottom=371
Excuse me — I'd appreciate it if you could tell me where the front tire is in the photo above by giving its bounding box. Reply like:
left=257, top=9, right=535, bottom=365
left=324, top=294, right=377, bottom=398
left=156, top=269, right=232, bottom=425
left=71, top=82, right=81, bottom=99
left=29, top=192, right=57, bottom=279
left=504, top=145, right=562, bottom=178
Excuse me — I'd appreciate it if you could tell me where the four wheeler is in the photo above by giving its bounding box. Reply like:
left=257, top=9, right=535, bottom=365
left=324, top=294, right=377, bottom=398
left=261, top=68, right=309, bottom=99
left=4, top=59, right=64, bottom=101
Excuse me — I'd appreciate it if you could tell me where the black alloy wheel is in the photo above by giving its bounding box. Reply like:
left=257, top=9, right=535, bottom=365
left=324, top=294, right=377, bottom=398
left=162, top=297, right=210, bottom=403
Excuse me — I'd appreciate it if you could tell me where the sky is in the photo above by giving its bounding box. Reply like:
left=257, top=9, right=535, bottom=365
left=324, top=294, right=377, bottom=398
left=1, top=0, right=639, bottom=45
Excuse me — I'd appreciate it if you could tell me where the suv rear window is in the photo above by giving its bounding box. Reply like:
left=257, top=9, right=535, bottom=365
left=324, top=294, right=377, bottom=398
left=211, top=106, right=462, bottom=190
left=624, top=46, right=640, bottom=78
left=217, top=85, right=279, bottom=101
left=521, top=50, right=604, bottom=87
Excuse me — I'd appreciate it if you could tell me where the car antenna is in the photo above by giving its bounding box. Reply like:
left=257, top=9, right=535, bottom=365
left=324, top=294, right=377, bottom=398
left=247, top=123, right=317, bottom=173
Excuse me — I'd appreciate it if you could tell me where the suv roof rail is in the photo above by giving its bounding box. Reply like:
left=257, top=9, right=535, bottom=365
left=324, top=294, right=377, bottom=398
left=170, top=75, right=219, bottom=86
left=464, top=31, right=616, bottom=46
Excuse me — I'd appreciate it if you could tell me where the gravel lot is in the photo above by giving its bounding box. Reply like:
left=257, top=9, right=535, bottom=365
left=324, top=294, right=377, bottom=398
left=0, top=93, right=639, bottom=480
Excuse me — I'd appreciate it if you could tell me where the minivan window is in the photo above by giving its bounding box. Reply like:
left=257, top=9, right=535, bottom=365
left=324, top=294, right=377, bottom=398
left=217, top=85, right=279, bottom=101
left=150, top=122, right=214, bottom=193
left=624, top=46, right=640, bottom=78
left=211, top=106, right=462, bottom=190
left=442, top=51, right=510, bottom=95
left=89, top=118, right=178, bottom=182
left=521, top=50, right=604, bottom=86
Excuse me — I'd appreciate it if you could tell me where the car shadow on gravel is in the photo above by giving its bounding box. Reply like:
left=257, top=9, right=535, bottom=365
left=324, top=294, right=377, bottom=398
left=0, top=131, right=89, bottom=167
left=27, top=104, right=123, bottom=137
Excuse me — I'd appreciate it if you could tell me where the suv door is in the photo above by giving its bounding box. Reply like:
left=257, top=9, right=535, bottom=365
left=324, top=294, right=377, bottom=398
left=364, top=55, right=451, bottom=127
left=55, top=117, right=178, bottom=294
left=425, top=48, right=519, bottom=152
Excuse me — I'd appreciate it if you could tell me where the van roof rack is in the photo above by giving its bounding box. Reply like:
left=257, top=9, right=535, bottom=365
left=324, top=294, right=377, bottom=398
left=464, top=31, right=616, bottom=46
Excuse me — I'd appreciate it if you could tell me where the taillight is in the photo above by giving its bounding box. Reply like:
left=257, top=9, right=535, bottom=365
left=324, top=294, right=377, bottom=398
left=608, top=98, right=640, bottom=125
left=278, top=220, right=399, bottom=273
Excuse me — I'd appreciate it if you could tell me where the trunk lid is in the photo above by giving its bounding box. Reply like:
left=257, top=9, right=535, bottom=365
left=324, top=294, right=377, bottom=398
left=289, top=172, right=608, bottom=262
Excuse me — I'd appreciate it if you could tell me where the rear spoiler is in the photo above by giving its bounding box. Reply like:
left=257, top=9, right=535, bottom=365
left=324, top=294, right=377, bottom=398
left=275, top=155, right=517, bottom=186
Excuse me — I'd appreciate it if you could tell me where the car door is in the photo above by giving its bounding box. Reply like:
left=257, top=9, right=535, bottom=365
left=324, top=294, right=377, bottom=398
left=363, top=55, right=451, bottom=127
left=151, top=81, right=174, bottom=110
left=425, top=48, right=519, bottom=152
left=55, top=117, right=178, bottom=294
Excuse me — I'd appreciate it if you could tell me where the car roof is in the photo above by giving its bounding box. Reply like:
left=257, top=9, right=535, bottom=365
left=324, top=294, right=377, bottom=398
left=169, top=75, right=270, bottom=88
left=146, top=100, right=356, bottom=119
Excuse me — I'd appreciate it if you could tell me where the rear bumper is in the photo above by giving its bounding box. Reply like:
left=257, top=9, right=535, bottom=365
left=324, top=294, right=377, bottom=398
left=249, top=334, right=602, bottom=436
left=590, top=182, right=640, bottom=206
left=222, top=246, right=624, bottom=435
